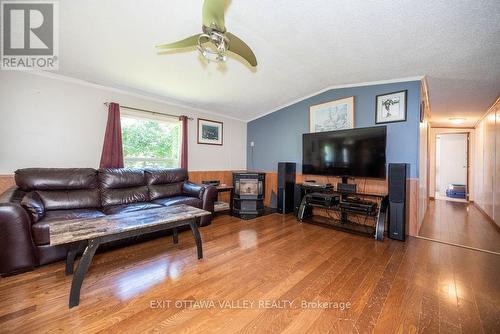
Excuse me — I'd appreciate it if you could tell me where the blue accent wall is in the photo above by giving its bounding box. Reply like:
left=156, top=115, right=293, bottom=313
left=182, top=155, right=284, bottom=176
left=247, top=81, right=421, bottom=178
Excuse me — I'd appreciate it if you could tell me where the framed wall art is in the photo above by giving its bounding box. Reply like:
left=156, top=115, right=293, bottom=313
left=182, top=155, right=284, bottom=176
left=309, top=96, right=355, bottom=132
left=197, top=118, right=223, bottom=145
left=375, top=90, right=407, bottom=124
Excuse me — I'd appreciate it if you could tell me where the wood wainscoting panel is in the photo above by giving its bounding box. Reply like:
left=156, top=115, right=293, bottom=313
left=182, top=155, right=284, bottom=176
left=0, top=170, right=420, bottom=236
left=0, top=175, right=15, bottom=195
left=1, top=171, right=236, bottom=202
left=263, top=172, right=388, bottom=205
left=262, top=171, right=420, bottom=237
left=188, top=171, right=234, bottom=203
left=264, top=172, right=278, bottom=207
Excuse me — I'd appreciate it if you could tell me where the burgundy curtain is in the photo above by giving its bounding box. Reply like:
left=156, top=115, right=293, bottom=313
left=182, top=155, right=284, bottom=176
left=99, top=102, right=124, bottom=168
left=179, top=115, right=188, bottom=170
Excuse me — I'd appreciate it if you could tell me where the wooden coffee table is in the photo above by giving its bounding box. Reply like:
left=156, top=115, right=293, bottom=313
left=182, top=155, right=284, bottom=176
left=48, top=204, right=210, bottom=308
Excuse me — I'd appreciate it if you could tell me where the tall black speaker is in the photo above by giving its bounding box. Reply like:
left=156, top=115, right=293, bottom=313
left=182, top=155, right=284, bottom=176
left=277, top=162, right=296, bottom=214
left=388, top=163, right=410, bottom=241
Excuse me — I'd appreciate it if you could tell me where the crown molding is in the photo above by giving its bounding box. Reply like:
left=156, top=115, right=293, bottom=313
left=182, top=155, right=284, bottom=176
left=247, top=76, right=425, bottom=122
left=21, top=71, right=425, bottom=123
left=474, top=96, right=500, bottom=128
left=20, top=70, right=247, bottom=122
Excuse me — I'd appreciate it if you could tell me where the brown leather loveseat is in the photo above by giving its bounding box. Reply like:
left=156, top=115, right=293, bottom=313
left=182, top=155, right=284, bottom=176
left=0, top=168, right=217, bottom=276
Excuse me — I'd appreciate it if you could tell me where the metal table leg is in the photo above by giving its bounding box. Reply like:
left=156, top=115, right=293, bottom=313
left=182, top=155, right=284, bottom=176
left=172, top=228, right=179, bottom=244
left=189, top=220, right=203, bottom=259
left=69, top=238, right=100, bottom=308
left=297, top=195, right=309, bottom=222
left=375, top=196, right=389, bottom=241
left=66, top=243, right=78, bottom=275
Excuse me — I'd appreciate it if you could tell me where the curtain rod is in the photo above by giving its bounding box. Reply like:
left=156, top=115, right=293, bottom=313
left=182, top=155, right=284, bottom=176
left=103, top=102, right=193, bottom=120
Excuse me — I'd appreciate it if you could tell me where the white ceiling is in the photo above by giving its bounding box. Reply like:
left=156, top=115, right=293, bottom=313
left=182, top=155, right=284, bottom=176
left=58, top=0, right=500, bottom=125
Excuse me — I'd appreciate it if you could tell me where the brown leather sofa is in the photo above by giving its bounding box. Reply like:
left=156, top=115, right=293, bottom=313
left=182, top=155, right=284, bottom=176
left=0, top=168, right=218, bottom=276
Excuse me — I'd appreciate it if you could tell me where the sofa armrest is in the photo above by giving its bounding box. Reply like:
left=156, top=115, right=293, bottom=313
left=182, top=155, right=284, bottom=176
left=21, top=191, right=45, bottom=223
left=199, top=185, right=218, bottom=227
left=182, top=182, right=217, bottom=226
left=182, top=181, right=217, bottom=226
left=0, top=203, right=37, bottom=276
left=182, top=181, right=205, bottom=199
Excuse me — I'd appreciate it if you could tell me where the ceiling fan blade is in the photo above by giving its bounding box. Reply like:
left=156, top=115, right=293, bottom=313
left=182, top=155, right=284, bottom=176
left=226, top=32, right=257, bottom=67
left=202, top=0, right=226, bottom=32
left=156, top=34, right=202, bottom=50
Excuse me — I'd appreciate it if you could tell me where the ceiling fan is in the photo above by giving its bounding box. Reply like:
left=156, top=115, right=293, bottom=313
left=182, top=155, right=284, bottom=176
left=156, top=0, right=257, bottom=67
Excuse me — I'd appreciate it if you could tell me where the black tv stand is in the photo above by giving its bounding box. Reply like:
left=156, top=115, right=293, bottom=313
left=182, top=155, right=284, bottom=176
left=296, top=183, right=388, bottom=241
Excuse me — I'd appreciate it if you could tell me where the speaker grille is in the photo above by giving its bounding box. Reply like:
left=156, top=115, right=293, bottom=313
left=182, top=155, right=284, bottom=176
left=277, top=162, right=296, bottom=213
left=389, top=164, right=406, bottom=203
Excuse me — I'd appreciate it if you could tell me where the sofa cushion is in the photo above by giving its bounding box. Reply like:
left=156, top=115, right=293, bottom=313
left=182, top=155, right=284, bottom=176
left=37, top=189, right=100, bottom=210
left=33, top=209, right=105, bottom=245
left=145, top=168, right=187, bottom=185
left=182, top=182, right=205, bottom=199
left=101, top=202, right=162, bottom=215
left=101, top=186, right=149, bottom=207
left=153, top=196, right=203, bottom=209
left=99, top=168, right=146, bottom=189
left=145, top=169, right=188, bottom=200
left=99, top=169, right=150, bottom=207
left=14, top=168, right=101, bottom=212
left=15, top=168, right=98, bottom=191
left=149, top=183, right=183, bottom=200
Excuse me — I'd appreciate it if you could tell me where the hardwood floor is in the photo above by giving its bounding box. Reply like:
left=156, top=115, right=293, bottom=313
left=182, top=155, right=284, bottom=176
left=1, top=212, right=500, bottom=333
left=419, top=199, right=500, bottom=253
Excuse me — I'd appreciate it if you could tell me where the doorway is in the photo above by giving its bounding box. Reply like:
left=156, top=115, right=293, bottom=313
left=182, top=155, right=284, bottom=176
left=435, top=133, right=469, bottom=202
left=418, top=128, right=500, bottom=255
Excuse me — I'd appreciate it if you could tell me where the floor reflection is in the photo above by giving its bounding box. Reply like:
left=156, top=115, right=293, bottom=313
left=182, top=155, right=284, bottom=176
left=239, top=229, right=257, bottom=249
left=418, top=200, right=500, bottom=253
left=115, top=259, right=181, bottom=300
left=441, top=279, right=459, bottom=303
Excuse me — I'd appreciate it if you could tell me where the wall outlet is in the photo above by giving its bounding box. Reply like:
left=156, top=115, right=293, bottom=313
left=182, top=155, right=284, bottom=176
left=250, top=141, right=255, bottom=147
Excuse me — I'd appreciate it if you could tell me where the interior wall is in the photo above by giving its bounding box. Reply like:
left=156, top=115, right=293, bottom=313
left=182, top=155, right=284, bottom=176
left=418, top=81, right=431, bottom=228
left=473, top=98, right=499, bottom=226
left=246, top=79, right=425, bottom=236
left=429, top=128, right=475, bottom=201
left=0, top=71, right=247, bottom=174
left=247, top=80, right=422, bottom=178
left=496, top=100, right=500, bottom=227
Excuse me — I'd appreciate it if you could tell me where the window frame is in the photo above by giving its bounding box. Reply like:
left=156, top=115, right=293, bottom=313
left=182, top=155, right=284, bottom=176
left=120, top=108, right=181, bottom=169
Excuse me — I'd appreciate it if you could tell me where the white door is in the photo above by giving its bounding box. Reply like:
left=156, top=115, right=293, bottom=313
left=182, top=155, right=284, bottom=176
left=435, top=133, right=468, bottom=199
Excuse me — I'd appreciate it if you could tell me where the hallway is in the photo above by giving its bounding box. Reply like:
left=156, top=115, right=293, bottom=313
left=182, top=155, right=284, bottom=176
left=419, top=200, right=500, bottom=253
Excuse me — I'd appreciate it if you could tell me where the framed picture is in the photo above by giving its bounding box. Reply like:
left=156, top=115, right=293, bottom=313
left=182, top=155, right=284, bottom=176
left=375, top=90, right=407, bottom=124
left=309, top=96, right=354, bottom=132
left=197, top=118, right=223, bottom=145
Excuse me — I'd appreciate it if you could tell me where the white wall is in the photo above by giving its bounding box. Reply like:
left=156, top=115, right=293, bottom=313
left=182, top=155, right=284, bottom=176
left=417, top=81, right=430, bottom=229
left=473, top=99, right=499, bottom=226
left=0, top=71, right=247, bottom=173
left=418, top=113, right=429, bottom=226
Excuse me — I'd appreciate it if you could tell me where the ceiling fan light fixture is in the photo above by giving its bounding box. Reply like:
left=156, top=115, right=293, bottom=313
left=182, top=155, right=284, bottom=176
left=156, top=0, right=257, bottom=68
left=197, top=30, right=228, bottom=63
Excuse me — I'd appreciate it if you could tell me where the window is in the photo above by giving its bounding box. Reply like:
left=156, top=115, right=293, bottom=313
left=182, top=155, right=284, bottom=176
left=121, top=109, right=180, bottom=168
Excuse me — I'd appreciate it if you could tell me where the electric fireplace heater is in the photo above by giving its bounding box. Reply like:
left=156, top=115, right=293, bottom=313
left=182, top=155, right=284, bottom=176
left=233, top=172, right=265, bottom=219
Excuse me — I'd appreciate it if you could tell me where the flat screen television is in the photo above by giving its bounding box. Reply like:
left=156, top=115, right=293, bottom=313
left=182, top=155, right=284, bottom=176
left=302, top=126, right=387, bottom=178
